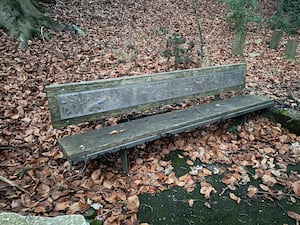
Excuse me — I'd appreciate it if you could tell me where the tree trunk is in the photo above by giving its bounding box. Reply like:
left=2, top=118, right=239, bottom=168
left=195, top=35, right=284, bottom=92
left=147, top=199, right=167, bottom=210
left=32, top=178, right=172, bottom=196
left=232, top=31, right=246, bottom=56
left=0, top=0, right=85, bottom=49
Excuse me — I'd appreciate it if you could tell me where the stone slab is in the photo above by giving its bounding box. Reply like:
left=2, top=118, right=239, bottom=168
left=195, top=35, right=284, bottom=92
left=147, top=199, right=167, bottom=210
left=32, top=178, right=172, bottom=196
left=0, top=212, right=89, bottom=225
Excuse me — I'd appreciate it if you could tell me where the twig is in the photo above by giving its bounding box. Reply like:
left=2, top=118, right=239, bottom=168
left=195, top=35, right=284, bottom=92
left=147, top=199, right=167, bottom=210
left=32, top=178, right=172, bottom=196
left=96, top=207, right=120, bottom=219
left=219, top=185, right=231, bottom=196
left=257, top=190, right=300, bottom=200
left=0, top=175, right=32, bottom=196
left=289, top=91, right=300, bottom=105
left=140, top=204, right=154, bottom=212
left=0, top=145, right=20, bottom=151
left=40, top=26, right=46, bottom=42
left=289, top=90, right=300, bottom=110
left=173, top=198, right=204, bottom=203
left=191, top=0, right=205, bottom=61
left=66, top=159, right=87, bottom=181
left=66, top=148, right=88, bottom=181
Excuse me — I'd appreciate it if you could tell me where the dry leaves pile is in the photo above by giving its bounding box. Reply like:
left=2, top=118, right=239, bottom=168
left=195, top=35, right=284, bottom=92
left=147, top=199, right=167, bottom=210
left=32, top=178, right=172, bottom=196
left=0, top=0, right=299, bottom=224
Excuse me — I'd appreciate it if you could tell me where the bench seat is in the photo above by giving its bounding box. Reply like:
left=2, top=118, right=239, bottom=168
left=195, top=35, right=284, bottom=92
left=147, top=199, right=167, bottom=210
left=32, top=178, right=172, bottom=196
left=59, top=94, right=274, bottom=164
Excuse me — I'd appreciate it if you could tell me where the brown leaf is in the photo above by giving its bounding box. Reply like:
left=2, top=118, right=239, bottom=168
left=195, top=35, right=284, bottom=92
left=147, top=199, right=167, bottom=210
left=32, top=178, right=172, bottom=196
left=263, top=147, right=275, bottom=154
left=290, top=196, right=297, bottom=204
left=127, top=195, right=139, bottom=211
left=121, top=219, right=134, bottom=225
left=229, top=192, right=241, bottom=203
left=186, top=160, right=194, bottom=166
left=135, top=158, right=144, bottom=165
left=34, top=205, right=47, bottom=213
left=103, top=180, right=113, bottom=189
left=287, top=211, right=300, bottom=221
left=259, top=184, right=270, bottom=192
left=292, top=180, right=300, bottom=196
left=103, top=192, right=118, bottom=204
left=39, top=183, right=50, bottom=198
left=261, top=174, right=277, bottom=187
left=55, top=201, right=70, bottom=211
left=67, top=200, right=88, bottom=214
left=91, top=169, right=104, bottom=184
left=200, top=182, right=216, bottom=199
left=247, top=185, right=258, bottom=198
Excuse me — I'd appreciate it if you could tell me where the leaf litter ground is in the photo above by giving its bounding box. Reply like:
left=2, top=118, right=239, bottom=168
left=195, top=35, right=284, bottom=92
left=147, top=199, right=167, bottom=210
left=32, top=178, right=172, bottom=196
left=0, top=0, right=299, bottom=224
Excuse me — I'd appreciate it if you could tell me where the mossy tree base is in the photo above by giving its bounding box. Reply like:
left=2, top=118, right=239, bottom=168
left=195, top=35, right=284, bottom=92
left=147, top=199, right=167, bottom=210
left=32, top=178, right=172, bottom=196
left=0, top=0, right=85, bottom=49
left=232, top=31, right=246, bottom=56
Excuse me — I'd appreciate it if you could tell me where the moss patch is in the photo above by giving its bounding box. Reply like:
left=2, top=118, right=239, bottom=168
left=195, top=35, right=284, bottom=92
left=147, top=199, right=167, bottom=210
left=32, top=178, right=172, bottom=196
left=138, top=150, right=300, bottom=225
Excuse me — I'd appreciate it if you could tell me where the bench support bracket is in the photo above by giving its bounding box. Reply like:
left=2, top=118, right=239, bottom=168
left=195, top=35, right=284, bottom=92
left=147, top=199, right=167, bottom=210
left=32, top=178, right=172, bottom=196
left=120, top=149, right=128, bottom=173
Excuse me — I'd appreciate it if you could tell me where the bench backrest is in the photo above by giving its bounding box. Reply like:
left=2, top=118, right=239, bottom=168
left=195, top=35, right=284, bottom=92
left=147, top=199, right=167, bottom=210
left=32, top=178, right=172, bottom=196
left=46, top=63, right=246, bottom=128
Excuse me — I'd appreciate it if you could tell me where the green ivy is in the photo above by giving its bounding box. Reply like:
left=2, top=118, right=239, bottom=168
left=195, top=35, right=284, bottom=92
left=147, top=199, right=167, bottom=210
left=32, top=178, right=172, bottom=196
left=268, top=0, right=300, bottom=34
left=163, top=32, right=195, bottom=69
left=223, top=0, right=262, bottom=34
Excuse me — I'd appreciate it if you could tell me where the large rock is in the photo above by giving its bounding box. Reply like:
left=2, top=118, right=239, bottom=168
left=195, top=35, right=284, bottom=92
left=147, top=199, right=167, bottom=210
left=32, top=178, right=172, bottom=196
left=0, top=212, right=89, bottom=225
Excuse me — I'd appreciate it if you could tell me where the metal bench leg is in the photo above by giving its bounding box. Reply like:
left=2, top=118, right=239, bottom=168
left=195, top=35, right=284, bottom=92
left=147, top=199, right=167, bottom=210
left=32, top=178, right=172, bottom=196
left=120, top=149, right=128, bottom=173
left=214, top=94, right=220, bottom=101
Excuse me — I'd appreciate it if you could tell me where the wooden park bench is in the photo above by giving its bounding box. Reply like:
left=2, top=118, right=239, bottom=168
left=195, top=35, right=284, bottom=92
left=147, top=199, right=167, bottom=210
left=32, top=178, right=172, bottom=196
left=46, top=63, right=274, bottom=172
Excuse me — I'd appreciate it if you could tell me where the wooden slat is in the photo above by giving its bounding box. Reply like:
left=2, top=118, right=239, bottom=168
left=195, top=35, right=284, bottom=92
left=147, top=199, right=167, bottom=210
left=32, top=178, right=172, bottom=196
left=46, top=64, right=246, bottom=128
left=59, top=94, right=274, bottom=163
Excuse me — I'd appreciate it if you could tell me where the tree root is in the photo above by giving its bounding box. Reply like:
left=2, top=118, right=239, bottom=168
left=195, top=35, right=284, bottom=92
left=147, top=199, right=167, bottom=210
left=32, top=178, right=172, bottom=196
left=0, top=0, right=85, bottom=49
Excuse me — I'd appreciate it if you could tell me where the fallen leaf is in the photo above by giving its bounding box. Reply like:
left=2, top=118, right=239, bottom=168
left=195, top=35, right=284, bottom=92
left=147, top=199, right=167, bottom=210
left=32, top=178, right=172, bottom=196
left=135, top=158, right=144, bottom=165
left=292, top=180, right=300, bottom=196
left=121, top=219, right=134, bottom=225
left=188, top=199, right=194, bottom=207
left=67, top=200, right=88, bottom=214
left=247, top=185, right=258, bottom=198
left=259, top=184, right=270, bottom=192
left=178, top=154, right=184, bottom=159
left=127, top=195, right=139, bottom=211
left=186, top=160, right=194, bottom=166
left=287, top=211, right=300, bottom=221
left=204, top=201, right=211, bottom=208
left=229, top=192, right=241, bottom=203
left=200, top=182, right=216, bottom=199
left=290, top=196, right=296, bottom=204
left=103, top=180, right=113, bottom=189
left=110, top=130, right=119, bottom=135
left=261, top=174, right=277, bottom=187
left=55, top=201, right=70, bottom=211
left=201, top=168, right=212, bottom=176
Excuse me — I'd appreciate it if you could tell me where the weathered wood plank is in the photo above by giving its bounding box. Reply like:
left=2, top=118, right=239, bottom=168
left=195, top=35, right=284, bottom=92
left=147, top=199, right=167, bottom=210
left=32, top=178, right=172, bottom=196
left=57, top=70, right=244, bottom=120
left=59, top=94, right=274, bottom=163
left=46, top=64, right=246, bottom=128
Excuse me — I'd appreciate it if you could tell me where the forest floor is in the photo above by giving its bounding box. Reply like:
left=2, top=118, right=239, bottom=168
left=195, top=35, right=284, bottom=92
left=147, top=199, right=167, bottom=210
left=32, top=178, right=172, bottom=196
left=0, top=0, right=300, bottom=224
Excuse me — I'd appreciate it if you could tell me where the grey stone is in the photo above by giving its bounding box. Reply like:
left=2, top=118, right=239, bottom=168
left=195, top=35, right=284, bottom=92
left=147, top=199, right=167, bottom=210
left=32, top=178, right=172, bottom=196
left=248, top=52, right=261, bottom=58
left=0, top=212, right=89, bottom=225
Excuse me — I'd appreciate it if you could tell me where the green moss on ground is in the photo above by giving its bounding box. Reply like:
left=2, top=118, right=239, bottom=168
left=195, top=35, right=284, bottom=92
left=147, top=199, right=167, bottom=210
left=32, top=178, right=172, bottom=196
left=138, top=150, right=300, bottom=225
